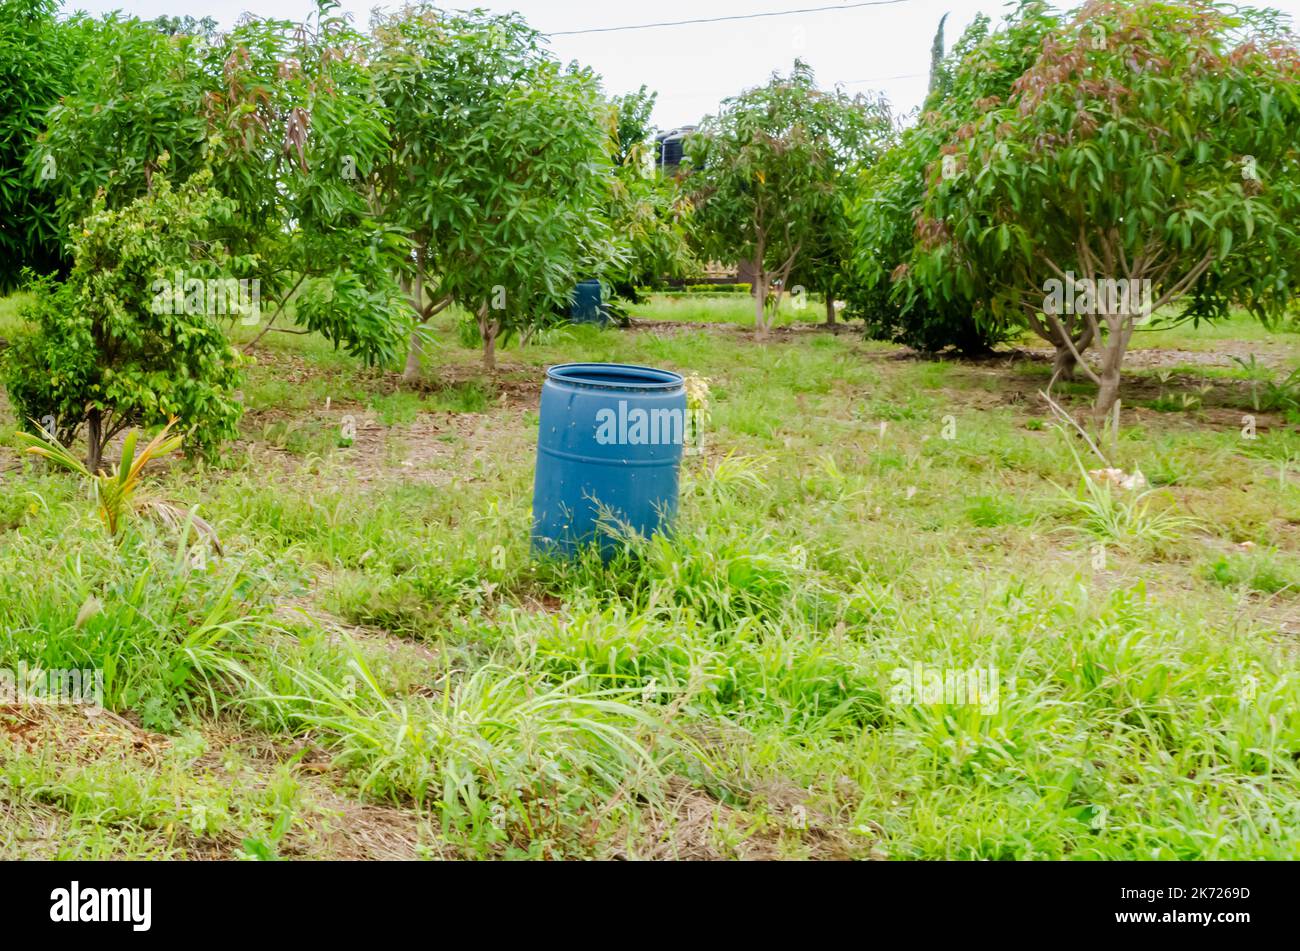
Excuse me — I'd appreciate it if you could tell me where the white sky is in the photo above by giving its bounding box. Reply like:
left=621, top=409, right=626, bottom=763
left=61, top=0, right=1300, bottom=129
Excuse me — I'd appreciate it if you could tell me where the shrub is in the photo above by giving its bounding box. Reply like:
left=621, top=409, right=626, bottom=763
left=686, top=283, right=752, bottom=295
left=2, top=168, right=244, bottom=471
left=653, top=284, right=754, bottom=298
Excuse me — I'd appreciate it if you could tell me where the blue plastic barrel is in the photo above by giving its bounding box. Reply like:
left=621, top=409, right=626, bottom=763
left=532, top=363, right=687, bottom=556
left=570, top=279, right=606, bottom=324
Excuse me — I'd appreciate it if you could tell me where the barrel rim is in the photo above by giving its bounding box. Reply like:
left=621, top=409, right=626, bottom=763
left=546, top=362, right=684, bottom=391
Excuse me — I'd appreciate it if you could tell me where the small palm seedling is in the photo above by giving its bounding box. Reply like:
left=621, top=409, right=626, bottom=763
left=16, top=417, right=184, bottom=537
left=1260, top=367, right=1300, bottom=415
left=1150, top=390, right=1203, bottom=413
left=1232, top=356, right=1300, bottom=413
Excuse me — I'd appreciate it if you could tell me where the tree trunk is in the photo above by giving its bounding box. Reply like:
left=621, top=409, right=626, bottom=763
left=1038, top=314, right=1095, bottom=384
left=86, top=409, right=104, bottom=474
left=1094, top=367, right=1121, bottom=423
left=753, top=273, right=768, bottom=336
left=479, top=304, right=497, bottom=372
left=1092, top=321, right=1130, bottom=422
left=401, top=331, right=423, bottom=382
left=824, top=293, right=836, bottom=326
left=401, top=272, right=424, bottom=383
left=1052, top=345, right=1078, bottom=382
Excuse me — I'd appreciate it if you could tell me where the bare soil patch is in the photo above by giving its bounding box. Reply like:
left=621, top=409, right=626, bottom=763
left=0, top=703, right=436, bottom=860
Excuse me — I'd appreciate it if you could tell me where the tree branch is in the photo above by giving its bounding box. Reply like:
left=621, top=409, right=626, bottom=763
left=1044, top=310, right=1103, bottom=385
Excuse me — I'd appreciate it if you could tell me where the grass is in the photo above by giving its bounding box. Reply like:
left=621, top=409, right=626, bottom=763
left=1, top=293, right=1299, bottom=859
left=1129, top=308, right=1300, bottom=349
left=629, top=292, right=827, bottom=326
left=1203, top=548, right=1300, bottom=596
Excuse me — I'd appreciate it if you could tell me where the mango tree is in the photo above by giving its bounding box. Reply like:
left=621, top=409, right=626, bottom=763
left=370, top=5, right=614, bottom=374
left=911, top=0, right=1300, bottom=418
left=683, top=61, right=893, bottom=334
left=195, top=6, right=409, bottom=364
left=794, top=156, right=887, bottom=326
left=850, top=3, right=1062, bottom=355
left=602, top=86, right=694, bottom=312
left=0, top=0, right=92, bottom=290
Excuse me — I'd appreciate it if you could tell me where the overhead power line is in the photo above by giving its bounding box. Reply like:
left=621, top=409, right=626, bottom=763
left=652, top=71, right=925, bottom=97
left=839, top=71, right=926, bottom=85
left=548, top=0, right=915, bottom=37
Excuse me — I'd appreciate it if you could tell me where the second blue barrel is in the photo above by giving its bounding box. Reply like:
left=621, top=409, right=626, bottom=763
left=570, top=280, right=606, bottom=324
left=532, top=363, right=687, bottom=556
